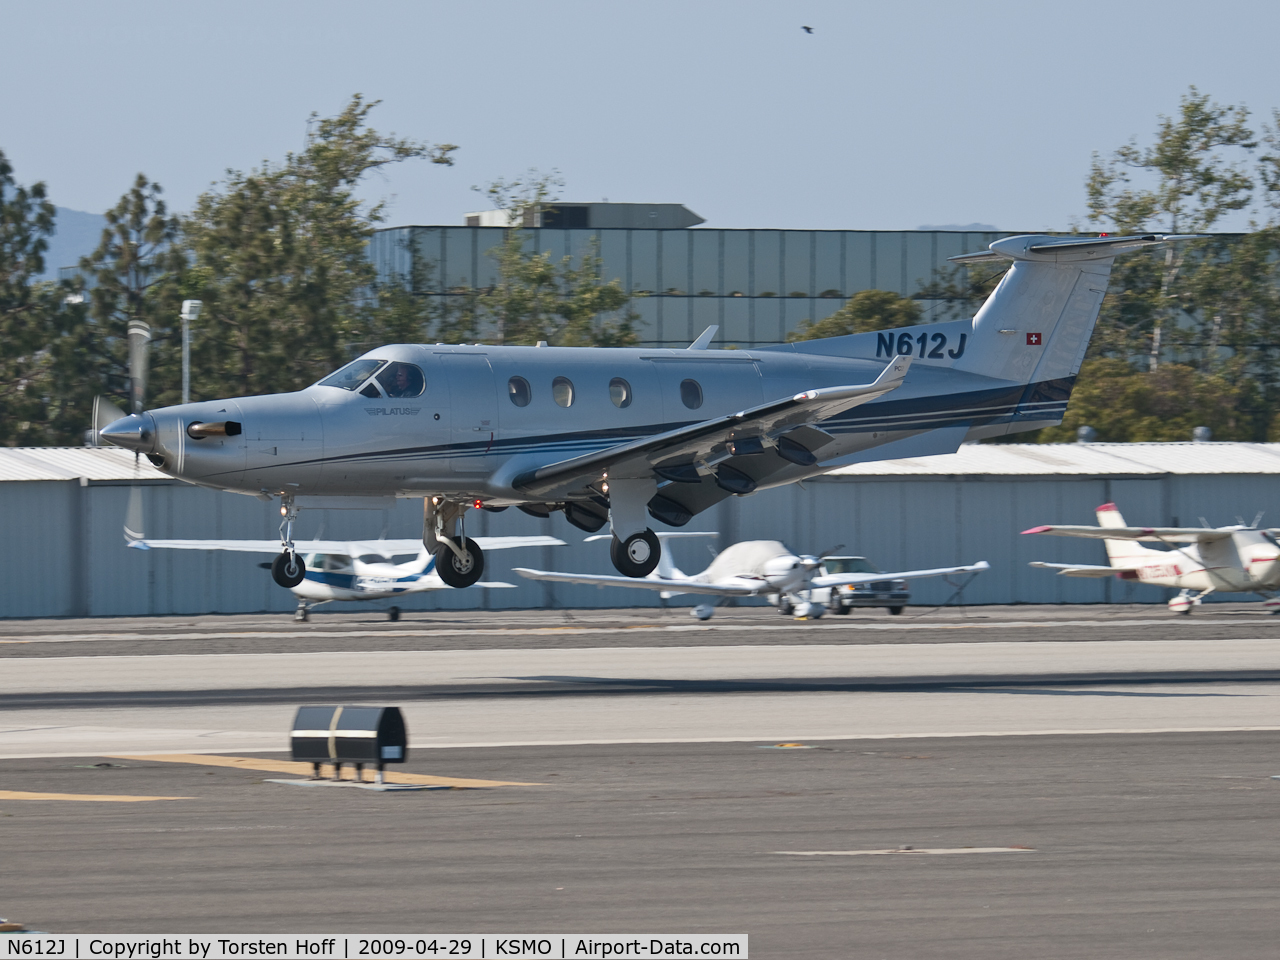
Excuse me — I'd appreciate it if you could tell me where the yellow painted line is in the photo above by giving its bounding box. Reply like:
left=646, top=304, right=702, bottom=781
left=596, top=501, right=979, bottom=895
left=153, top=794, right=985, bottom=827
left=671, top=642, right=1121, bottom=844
left=108, top=753, right=540, bottom=788
left=773, top=855, right=1034, bottom=860
left=0, top=790, right=192, bottom=802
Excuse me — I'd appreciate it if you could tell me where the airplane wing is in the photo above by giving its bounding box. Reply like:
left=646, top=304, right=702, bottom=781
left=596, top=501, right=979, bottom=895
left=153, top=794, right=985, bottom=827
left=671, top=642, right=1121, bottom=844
left=1029, top=561, right=1130, bottom=578
left=512, top=356, right=911, bottom=501
left=512, top=567, right=760, bottom=597
left=810, top=560, right=990, bottom=589
left=129, top=535, right=565, bottom=554
left=1021, top=524, right=1232, bottom=543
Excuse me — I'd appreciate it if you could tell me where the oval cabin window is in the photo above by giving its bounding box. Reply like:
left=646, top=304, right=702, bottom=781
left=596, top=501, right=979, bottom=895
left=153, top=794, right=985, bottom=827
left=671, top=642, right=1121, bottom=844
left=552, top=376, right=575, bottom=408
left=680, top=378, right=703, bottom=410
left=508, top=376, right=531, bottom=407
left=609, top=377, right=632, bottom=408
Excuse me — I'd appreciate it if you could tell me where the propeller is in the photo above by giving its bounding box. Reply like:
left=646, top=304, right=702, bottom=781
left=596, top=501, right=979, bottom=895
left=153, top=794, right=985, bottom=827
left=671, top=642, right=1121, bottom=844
left=114, top=321, right=152, bottom=544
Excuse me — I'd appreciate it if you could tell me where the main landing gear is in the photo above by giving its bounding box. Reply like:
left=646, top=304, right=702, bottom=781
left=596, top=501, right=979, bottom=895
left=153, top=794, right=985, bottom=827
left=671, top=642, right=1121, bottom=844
left=272, top=495, right=306, bottom=588
left=424, top=498, right=485, bottom=588
left=611, top=529, right=660, bottom=578
left=605, top=477, right=661, bottom=578
left=1168, top=587, right=1213, bottom=615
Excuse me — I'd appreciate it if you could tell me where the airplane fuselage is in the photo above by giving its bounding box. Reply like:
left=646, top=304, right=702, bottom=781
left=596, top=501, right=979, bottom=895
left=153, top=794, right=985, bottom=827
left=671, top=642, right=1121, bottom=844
left=125, top=333, right=1023, bottom=505
left=1119, top=530, right=1280, bottom=594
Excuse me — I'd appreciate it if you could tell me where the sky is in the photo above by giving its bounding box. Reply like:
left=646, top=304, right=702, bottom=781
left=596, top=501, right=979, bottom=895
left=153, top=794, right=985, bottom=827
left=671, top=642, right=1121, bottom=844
left=2, top=0, right=1279, bottom=234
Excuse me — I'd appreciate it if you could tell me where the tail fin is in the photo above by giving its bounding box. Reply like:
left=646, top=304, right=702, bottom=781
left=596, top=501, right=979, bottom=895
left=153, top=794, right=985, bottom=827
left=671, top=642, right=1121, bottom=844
left=1096, top=501, right=1159, bottom=566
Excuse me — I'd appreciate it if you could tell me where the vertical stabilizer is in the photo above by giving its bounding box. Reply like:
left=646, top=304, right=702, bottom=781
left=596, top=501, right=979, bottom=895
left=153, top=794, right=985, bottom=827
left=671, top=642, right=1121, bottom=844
left=1095, top=502, right=1158, bottom=566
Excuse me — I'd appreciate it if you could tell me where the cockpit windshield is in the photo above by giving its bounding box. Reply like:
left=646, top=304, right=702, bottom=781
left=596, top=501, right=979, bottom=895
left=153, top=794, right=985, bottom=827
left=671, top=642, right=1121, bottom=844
left=318, top=359, right=385, bottom=391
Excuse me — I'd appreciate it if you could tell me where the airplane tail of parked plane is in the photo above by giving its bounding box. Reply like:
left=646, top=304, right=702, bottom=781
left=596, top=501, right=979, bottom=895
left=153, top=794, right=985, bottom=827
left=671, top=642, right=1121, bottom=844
left=1095, top=501, right=1162, bottom=567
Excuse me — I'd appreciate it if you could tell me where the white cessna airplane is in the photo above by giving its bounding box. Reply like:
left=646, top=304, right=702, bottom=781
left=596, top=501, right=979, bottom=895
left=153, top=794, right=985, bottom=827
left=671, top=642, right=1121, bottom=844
left=99, top=233, right=1201, bottom=590
left=515, top=540, right=989, bottom=619
left=1024, top=502, right=1280, bottom=614
left=129, top=535, right=563, bottom=621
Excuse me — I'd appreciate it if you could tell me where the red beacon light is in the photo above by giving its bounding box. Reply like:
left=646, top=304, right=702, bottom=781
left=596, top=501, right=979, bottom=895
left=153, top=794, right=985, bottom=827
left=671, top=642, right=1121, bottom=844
left=473, top=499, right=483, bottom=510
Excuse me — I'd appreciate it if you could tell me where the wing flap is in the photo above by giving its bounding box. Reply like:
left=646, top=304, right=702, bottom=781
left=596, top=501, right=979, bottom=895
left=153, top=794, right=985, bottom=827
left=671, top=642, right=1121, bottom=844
left=513, top=356, right=910, bottom=500
left=130, top=535, right=564, bottom=556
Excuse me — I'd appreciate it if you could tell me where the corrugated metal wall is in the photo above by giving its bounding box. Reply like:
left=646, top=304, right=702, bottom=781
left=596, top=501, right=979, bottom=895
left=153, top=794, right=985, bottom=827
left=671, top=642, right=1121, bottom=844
left=3, top=471, right=1277, bottom=618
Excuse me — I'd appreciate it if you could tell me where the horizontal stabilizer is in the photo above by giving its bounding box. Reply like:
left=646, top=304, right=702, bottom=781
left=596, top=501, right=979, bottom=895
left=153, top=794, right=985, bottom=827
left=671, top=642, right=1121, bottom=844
left=1021, top=524, right=1233, bottom=543
left=1029, top=561, right=1128, bottom=578
left=949, top=233, right=1208, bottom=265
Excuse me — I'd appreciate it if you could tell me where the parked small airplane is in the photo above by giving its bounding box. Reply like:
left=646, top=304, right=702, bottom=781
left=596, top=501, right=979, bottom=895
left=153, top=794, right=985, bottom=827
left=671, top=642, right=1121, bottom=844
left=514, top=540, right=988, bottom=619
left=1024, top=502, right=1280, bottom=614
left=129, top=535, right=564, bottom=621
left=99, top=233, right=1201, bottom=589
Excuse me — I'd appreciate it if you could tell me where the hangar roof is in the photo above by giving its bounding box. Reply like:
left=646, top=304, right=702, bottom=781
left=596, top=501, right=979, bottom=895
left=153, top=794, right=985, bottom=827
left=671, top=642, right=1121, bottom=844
left=3, top=441, right=1280, bottom=484
left=827, top=442, right=1280, bottom=477
left=0, top=447, right=171, bottom=482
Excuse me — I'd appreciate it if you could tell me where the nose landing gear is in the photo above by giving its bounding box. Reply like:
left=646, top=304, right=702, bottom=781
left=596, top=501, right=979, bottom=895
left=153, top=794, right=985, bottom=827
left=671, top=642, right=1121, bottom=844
left=271, top=494, right=306, bottom=587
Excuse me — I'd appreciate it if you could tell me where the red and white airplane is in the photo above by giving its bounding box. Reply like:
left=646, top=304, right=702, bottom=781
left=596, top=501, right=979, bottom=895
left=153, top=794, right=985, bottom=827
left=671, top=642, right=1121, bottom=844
left=1024, top=502, right=1280, bottom=614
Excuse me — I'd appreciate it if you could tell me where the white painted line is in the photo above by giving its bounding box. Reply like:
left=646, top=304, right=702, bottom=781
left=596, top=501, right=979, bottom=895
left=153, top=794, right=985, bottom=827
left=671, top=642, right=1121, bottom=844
left=773, top=855, right=1034, bottom=860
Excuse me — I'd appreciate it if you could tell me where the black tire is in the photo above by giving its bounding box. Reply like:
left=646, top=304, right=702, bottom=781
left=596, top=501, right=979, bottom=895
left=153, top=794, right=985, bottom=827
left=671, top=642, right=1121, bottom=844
left=271, top=551, right=306, bottom=588
left=779, top=596, right=794, bottom=616
left=888, top=605, right=904, bottom=616
left=388, top=606, right=400, bottom=622
left=435, top=537, right=485, bottom=588
left=830, top=597, right=850, bottom=615
left=610, top=529, right=661, bottom=577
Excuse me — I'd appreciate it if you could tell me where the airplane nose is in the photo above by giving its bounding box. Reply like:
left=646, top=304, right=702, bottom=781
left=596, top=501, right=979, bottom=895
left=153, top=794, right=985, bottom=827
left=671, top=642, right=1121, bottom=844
left=99, top=413, right=158, bottom=453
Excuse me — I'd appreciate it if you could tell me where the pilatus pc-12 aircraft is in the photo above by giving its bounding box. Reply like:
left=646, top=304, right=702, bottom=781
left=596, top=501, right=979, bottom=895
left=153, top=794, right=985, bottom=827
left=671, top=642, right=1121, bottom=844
left=100, top=233, right=1199, bottom=590
left=1026, top=502, right=1280, bottom=614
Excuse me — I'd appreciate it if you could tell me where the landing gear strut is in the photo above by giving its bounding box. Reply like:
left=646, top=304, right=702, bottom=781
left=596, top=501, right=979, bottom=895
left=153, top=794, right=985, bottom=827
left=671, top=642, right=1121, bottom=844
left=605, top=477, right=661, bottom=578
left=271, top=495, right=305, bottom=587
left=424, top=497, right=485, bottom=588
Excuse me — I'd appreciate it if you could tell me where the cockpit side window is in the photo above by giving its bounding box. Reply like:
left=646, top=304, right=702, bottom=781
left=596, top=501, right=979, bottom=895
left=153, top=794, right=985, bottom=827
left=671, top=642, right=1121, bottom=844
left=319, top=358, right=385, bottom=391
left=374, top=361, right=426, bottom=398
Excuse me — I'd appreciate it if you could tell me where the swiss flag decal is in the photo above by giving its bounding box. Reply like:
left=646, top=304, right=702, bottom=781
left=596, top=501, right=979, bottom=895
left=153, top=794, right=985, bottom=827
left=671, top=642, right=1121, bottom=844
left=1026, top=332, right=1042, bottom=345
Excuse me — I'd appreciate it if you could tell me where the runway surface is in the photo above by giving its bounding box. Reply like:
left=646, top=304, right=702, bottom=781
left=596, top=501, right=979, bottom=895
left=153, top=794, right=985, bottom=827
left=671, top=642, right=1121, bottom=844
left=4, top=606, right=1279, bottom=955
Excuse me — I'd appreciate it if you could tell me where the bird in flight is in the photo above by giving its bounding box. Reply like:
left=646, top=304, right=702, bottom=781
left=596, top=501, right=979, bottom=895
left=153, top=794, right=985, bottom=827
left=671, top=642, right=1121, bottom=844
left=802, top=25, right=814, bottom=33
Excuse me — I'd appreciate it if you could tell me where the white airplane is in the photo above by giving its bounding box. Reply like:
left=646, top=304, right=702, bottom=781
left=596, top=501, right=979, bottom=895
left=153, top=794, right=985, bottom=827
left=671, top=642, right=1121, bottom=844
left=129, top=535, right=563, bottom=621
left=1024, top=502, right=1280, bottom=614
left=514, top=540, right=989, bottom=619
left=98, top=233, right=1202, bottom=589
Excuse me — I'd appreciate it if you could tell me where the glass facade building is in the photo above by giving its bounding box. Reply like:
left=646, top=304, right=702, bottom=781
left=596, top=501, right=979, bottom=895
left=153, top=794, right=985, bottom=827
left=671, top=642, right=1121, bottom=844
left=369, top=226, right=1011, bottom=348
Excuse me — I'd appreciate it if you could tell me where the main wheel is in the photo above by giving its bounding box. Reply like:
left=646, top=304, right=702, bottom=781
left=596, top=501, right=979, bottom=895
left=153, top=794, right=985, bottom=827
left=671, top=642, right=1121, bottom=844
left=271, top=551, right=306, bottom=588
left=827, top=593, right=848, bottom=615
left=778, top=596, right=794, bottom=616
left=388, top=606, right=400, bottom=622
left=610, top=529, right=661, bottom=578
left=888, top=605, right=904, bottom=616
left=435, top=537, right=485, bottom=588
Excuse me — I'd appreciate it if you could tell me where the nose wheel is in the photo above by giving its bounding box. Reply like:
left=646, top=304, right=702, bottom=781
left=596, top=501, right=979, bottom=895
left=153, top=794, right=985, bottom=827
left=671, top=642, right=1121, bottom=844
left=272, top=551, right=306, bottom=588
left=610, top=529, right=661, bottom=578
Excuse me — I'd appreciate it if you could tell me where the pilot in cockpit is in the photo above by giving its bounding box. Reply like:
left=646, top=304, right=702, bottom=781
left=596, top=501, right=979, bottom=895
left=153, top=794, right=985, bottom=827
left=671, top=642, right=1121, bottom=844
left=378, top=362, right=424, bottom=398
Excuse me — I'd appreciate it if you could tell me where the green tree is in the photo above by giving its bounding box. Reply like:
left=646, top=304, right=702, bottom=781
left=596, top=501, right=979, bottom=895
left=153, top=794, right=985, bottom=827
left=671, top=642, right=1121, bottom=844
left=786, top=288, right=921, bottom=342
left=76, top=174, right=185, bottom=412
left=0, top=149, right=62, bottom=445
left=444, top=171, right=638, bottom=346
left=1086, top=86, right=1256, bottom=370
left=182, top=94, right=456, bottom=397
left=1036, top=358, right=1264, bottom=442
